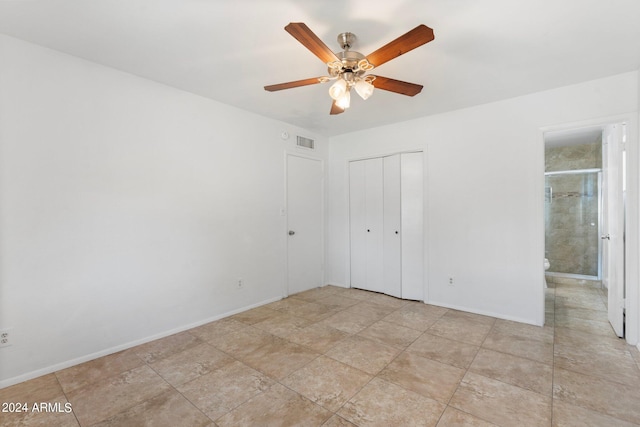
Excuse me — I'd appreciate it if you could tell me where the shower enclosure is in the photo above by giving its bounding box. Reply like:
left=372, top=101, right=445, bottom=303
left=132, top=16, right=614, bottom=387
left=544, top=169, right=601, bottom=278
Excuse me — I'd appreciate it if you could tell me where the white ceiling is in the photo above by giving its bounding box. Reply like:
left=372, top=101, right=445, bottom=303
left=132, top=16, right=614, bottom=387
left=1, top=0, right=639, bottom=137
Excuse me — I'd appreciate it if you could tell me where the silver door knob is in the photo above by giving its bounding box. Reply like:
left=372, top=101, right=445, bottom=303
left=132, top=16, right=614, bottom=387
left=288, top=230, right=295, bottom=236
left=601, top=234, right=610, bottom=240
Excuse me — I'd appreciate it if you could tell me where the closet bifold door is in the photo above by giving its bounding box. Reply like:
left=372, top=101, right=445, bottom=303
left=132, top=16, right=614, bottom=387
left=400, top=152, right=424, bottom=300
left=349, top=157, right=384, bottom=293
left=349, top=153, right=423, bottom=299
left=365, top=158, right=384, bottom=293
left=349, top=159, right=368, bottom=290
left=383, top=155, right=402, bottom=298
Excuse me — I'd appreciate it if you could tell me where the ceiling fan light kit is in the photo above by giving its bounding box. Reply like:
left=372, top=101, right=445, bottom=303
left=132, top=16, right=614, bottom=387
left=264, top=22, right=434, bottom=115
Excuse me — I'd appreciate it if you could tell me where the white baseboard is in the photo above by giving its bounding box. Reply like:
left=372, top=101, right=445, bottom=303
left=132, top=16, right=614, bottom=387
left=0, top=296, right=283, bottom=390
left=426, top=299, right=544, bottom=327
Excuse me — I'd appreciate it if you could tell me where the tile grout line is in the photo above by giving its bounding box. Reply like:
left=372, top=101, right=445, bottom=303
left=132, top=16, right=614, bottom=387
left=143, top=354, right=217, bottom=426
left=52, top=372, right=83, bottom=427
left=436, top=317, right=497, bottom=426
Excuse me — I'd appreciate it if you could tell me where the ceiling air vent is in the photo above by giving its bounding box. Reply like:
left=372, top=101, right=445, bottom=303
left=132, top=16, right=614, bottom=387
left=296, top=136, right=314, bottom=150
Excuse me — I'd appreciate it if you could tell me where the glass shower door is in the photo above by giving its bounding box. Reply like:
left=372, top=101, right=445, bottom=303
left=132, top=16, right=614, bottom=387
left=544, top=170, right=601, bottom=278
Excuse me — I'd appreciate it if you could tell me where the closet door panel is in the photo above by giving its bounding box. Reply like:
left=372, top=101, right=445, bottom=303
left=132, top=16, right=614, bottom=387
left=349, top=160, right=368, bottom=290
left=401, top=152, right=424, bottom=300
left=383, top=155, right=402, bottom=298
left=365, top=158, right=384, bottom=293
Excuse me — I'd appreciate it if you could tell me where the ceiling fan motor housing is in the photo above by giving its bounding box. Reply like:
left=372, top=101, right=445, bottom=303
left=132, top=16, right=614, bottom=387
left=328, top=50, right=371, bottom=78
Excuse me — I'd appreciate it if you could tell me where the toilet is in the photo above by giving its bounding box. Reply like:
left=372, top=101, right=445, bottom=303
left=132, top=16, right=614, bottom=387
left=544, top=258, right=550, bottom=288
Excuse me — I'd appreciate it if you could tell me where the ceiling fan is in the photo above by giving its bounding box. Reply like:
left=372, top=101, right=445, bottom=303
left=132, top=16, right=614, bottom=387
left=264, top=22, right=435, bottom=115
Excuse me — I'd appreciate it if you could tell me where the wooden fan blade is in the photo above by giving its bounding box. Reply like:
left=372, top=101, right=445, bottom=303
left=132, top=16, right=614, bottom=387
left=330, top=100, right=344, bottom=115
left=264, top=77, right=323, bottom=92
left=366, top=25, right=434, bottom=67
left=285, top=22, right=340, bottom=64
left=371, top=76, right=423, bottom=96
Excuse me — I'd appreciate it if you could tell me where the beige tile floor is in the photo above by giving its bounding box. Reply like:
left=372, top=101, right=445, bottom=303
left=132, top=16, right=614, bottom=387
left=2, top=282, right=640, bottom=426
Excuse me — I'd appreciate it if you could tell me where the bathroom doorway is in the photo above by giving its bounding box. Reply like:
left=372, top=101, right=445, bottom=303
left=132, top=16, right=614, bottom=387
left=544, top=169, right=601, bottom=278
left=544, top=122, right=626, bottom=337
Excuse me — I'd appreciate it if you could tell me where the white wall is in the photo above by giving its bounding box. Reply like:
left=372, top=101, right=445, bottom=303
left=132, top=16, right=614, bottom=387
left=0, top=34, right=327, bottom=386
left=637, top=68, right=640, bottom=351
left=326, top=72, right=639, bottom=327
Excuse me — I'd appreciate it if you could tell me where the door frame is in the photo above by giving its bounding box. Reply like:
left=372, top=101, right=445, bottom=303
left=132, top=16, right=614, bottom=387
left=284, top=152, right=325, bottom=298
left=540, top=113, right=639, bottom=345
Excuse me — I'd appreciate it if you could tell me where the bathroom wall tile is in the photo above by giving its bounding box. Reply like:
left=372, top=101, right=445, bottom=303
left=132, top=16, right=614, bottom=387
left=545, top=146, right=601, bottom=277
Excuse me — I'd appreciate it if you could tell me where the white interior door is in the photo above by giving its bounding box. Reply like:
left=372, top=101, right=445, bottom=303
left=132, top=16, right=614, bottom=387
left=400, top=152, right=424, bottom=300
left=602, top=124, right=625, bottom=337
left=383, top=155, right=402, bottom=298
left=365, top=158, right=384, bottom=293
left=349, top=160, right=367, bottom=289
left=287, top=154, right=323, bottom=295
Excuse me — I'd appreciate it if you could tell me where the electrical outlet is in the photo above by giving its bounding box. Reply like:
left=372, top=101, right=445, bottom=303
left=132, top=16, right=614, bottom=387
left=237, top=278, right=244, bottom=289
left=0, top=329, right=12, bottom=348
left=448, top=277, right=454, bottom=286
